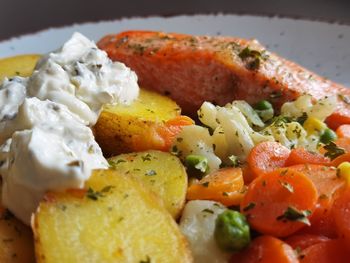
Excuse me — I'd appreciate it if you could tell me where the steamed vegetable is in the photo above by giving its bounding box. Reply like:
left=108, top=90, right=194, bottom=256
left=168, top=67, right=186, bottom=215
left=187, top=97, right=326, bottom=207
left=33, top=169, right=192, bottom=263
left=93, top=88, right=187, bottom=156
left=108, top=150, right=188, bottom=218
left=0, top=54, right=40, bottom=81
left=241, top=169, right=318, bottom=237
left=214, top=210, right=250, bottom=252
left=179, top=200, right=231, bottom=263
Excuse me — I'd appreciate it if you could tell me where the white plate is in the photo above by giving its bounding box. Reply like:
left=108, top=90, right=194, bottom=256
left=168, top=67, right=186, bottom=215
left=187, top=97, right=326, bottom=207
left=0, top=14, right=349, bottom=86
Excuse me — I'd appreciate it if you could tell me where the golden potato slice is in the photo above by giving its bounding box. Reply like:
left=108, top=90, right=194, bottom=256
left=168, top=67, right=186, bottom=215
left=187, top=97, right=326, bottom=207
left=33, top=169, right=192, bottom=263
left=109, top=150, right=187, bottom=218
left=0, top=181, right=35, bottom=263
left=94, top=88, right=181, bottom=156
left=0, top=54, right=40, bottom=81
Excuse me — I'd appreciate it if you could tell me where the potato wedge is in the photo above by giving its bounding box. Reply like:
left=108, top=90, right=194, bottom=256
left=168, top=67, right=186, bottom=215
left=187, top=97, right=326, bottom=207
left=0, top=181, right=35, bottom=263
left=0, top=54, right=40, bottom=81
left=109, top=150, right=187, bottom=218
left=94, top=88, right=181, bottom=156
left=33, top=169, right=192, bottom=263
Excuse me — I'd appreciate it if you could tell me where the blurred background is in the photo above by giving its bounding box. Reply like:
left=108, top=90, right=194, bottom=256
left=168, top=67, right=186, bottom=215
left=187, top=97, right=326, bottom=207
left=1, top=0, right=349, bottom=40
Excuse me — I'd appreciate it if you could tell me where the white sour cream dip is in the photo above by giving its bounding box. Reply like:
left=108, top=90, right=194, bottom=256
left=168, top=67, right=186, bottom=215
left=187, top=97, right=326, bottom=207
left=0, top=33, right=139, bottom=224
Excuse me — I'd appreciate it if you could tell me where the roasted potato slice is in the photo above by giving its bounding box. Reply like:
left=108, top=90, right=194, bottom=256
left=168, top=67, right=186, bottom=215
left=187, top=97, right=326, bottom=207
left=0, top=54, right=40, bottom=81
left=33, top=169, right=192, bottom=263
left=0, top=180, right=35, bottom=263
left=94, top=88, right=181, bottom=156
left=109, top=150, right=187, bottom=218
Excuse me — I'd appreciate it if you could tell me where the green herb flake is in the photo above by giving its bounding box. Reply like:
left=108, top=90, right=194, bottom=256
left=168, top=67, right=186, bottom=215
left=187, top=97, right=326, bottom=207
left=202, top=208, right=214, bottom=214
left=139, top=256, right=151, bottom=263
left=243, top=202, right=256, bottom=212
left=141, top=154, right=152, bottom=162
left=279, top=169, right=289, bottom=176
left=228, top=155, right=241, bottom=167
left=296, top=112, right=308, bottom=125
left=238, top=47, right=268, bottom=70
left=86, top=185, right=114, bottom=201
left=115, top=159, right=126, bottom=164
left=276, top=206, right=311, bottom=225
left=338, top=93, right=350, bottom=105
left=202, top=182, right=210, bottom=187
left=324, top=141, right=346, bottom=160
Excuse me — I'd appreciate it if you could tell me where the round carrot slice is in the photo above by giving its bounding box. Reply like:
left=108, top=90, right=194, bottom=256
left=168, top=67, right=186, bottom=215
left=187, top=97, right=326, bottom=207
left=333, top=188, right=350, bottom=248
left=241, top=168, right=318, bottom=237
left=247, top=141, right=290, bottom=179
left=300, top=239, right=349, bottom=263
left=336, top=124, right=350, bottom=139
left=331, top=152, right=350, bottom=167
left=284, top=234, right=329, bottom=251
left=285, top=148, right=330, bottom=167
left=289, top=164, right=345, bottom=226
left=230, top=235, right=298, bottom=263
left=187, top=167, right=245, bottom=206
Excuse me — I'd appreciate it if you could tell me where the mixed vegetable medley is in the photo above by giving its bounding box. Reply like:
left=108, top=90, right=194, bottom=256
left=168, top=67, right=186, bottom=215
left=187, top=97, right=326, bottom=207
left=0, top=32, right=350, bottom=263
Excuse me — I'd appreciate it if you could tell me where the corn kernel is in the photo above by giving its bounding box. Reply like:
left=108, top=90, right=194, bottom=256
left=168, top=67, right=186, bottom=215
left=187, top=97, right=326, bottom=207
left=303, top=117, right=327, bottom=135
left=337, top=162, right=350, bottom=184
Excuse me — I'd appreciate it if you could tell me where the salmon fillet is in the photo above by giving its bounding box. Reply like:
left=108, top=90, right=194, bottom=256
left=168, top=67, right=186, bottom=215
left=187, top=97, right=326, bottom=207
left=98, top=31, right=350, bottom=129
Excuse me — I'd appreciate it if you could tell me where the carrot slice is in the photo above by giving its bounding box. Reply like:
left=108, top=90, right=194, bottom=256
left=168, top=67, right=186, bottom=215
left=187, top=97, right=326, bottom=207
left=334, top=137, right=350, bottom=153
left=331, top=152, right=350, bottom=167
left=241, top=168, right=318, bottom=237
left=247, top=141, right=291, bottom=179
left=156, top=115, right=194, bottom=151
left=131, top=115, right=194, bottom=152
left=336, top=124, right=350, bottom=139
left=333, top=188, right=350, bottom=248
left=284, top=234, right=329, bottom=251
left=326, top=112, right=350, bottom=131
left=230, top=236, right=298, bottom=263
left=285, top=148, right=330, bottom=166
left=288, top=164, right=345, bottom=223
left=299, top=239, right=350, bottom=263
left=186, top=167, right=245, bottom=206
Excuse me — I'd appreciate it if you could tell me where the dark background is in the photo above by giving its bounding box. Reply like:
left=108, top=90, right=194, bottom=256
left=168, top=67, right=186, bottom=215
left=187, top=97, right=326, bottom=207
left=1, top=0, right=350, bottom=41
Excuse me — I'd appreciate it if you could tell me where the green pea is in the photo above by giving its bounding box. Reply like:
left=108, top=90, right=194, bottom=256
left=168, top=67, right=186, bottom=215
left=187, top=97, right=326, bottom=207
left=185, top=154, right=209, bottom=173
left=320, top=128, right=337, bottom=144
left=254, top=100, right=274, bottom=122
left=254, top=100, right=273, bottom=111
left=214, top=210, right=250, bottom=252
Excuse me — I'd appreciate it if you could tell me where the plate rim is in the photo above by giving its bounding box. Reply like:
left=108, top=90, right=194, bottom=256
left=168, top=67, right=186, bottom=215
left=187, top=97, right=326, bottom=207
left=1, top=12, right=349, bottom=43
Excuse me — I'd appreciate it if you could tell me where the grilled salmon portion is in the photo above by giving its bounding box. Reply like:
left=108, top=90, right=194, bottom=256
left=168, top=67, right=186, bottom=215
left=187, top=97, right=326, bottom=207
left=98, top=31, right=350, bottom=129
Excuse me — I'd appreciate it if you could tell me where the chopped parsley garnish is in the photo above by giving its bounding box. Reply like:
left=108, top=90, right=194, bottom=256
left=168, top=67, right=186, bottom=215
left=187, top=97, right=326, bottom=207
left=276, top=206, right=311, bottom=225
left=296, top=112, right=308, bottom=125
left=141, top=153, right=152, bottom=162
left=202, top=208, right=214, bottom=214
left=228, top=155, right=241, bottom=167
left=86, top=185, right=115, bottom=201
left=338, top=93, right=350, bottom=105
left=185, top=154, right=209, bottom=173
left=139, top=256, right=151, bottom=263
left=109, top=159, right=126, bottom=166
left=323, top=141, right=345, bottom=160
left=243, top=202, right=256, bottom=212
left=238, top=47, right=268, bottom=70
left=202, top=182, right=210, bottom=187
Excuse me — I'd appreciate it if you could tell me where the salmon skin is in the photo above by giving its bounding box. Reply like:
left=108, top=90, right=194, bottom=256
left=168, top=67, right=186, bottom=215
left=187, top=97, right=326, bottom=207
left=98, top=31, right=350, bottom=129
